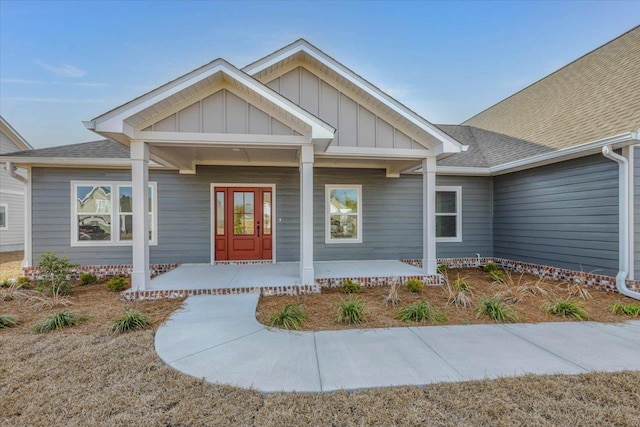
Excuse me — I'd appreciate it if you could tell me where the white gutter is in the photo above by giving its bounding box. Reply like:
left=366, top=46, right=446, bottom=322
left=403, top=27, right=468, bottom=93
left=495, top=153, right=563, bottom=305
left=4, top=162, right=28, bottom=184
left=602, top=145, right=639, bottom=300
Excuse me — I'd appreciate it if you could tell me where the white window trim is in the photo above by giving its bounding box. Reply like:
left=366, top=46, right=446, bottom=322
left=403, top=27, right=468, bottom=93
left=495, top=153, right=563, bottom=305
left=435, top=186, right=462, bottom=243
left=0, top=203, right=7, bottom=230
left=325, top=184, right=363, bottom=244
left=70, top=181, right=158, bottom=247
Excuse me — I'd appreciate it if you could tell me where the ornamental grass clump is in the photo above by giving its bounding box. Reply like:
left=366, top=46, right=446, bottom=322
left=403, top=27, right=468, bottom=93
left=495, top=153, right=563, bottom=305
left=483, top=262, right=502, bottom=273
left=489, top=270, right=505, bottom=283
left=0, top=314, right=19, bottom=329
left=609, top=303, right=640, bottom=316
left=445, top=276, right=473, bottom=308
left=32, top=310, right=89, bottom=333
left=341, top=279, right=361, bottom=294
left=437, top=264, right=448, bottom=274
left=476, top=296, right=519, bottom=323
left=544, top=299, right=590, bottom=321
left=337, top=298, right=366, bottom=324
left=112, top=310, right=152, bottom=333
left=405, top=278, right=424, bottom=293
left=269, top=304, right=308, bottom=330
left=106, top=276, right=129, bottom=292
left=384, top=279, right=402, bottom=307
left=396, top=301, right=446, bottom=324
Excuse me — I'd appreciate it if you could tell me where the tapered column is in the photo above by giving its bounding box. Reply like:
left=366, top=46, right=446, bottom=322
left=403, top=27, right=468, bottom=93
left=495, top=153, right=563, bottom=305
left=423, top=157, right=437, bottom=274
left=300, top=145, right=314, bottom=285
left=130, top=140, right=150, bottom=290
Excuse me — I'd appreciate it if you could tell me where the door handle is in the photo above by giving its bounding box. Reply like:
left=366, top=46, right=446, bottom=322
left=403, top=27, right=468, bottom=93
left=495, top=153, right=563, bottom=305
left=257, top=224, right=260, bottom=237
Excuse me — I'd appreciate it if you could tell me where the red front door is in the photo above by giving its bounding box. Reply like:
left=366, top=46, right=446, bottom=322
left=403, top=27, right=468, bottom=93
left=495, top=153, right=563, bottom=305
left=214, top=187, right=273, bottom=261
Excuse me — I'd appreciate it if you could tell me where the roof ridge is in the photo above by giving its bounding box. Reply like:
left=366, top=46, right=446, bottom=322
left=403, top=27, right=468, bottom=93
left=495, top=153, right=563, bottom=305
left=462, top=24, right=640, bottom=125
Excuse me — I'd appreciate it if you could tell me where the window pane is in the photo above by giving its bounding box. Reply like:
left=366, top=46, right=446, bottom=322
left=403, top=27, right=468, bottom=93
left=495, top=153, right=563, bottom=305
left=436, top=215, right=457, bottom=238
left=329, top=189, right=358, bottom=214
left=436, top=191, right=456, bottom=214
left=149, top=214, right=153, bottom=241
left=233, top=192, right=254, bottom=235
left=77, top=186, right=111, bottom=213
left=216, top=192, right=225, bottom=235
left=263, top=192, right=271, bottom=235
left=330, top=214, right=358, bottom=239
left=148, top=186, right=153, bottom=213
left=78, top=215, right=111, bottom=241
left=0, top=206, right=6, bottom=228
left=119, top=214, right=133, bottom=241
left=119, top=187, right=132, bottom=213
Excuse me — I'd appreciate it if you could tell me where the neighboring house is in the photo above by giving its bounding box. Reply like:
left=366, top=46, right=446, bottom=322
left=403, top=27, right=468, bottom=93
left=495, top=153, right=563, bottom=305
left=0, top=26, right=638, bottom=294
left=0, top=116, right=32, bottom=252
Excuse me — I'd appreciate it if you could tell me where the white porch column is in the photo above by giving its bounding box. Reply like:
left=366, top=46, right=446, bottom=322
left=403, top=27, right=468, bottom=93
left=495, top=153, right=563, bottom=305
left=300, top=145, right=314, bottom=285
left=423, top=157, right=437, bottom=275
left=130, top=140, right=150, bottom=290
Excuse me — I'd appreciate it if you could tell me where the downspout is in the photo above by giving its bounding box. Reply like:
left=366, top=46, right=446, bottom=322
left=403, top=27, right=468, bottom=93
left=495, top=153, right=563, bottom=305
left=4, top=162, right=28, bottom=184
left=602, top=146, right=639, bottom=300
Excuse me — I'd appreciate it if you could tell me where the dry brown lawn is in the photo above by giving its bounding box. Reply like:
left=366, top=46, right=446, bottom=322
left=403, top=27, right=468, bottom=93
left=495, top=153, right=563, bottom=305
left=2, top=266, right=640, bottom=425
left=0, top=251, right=23, bottom=281
left=258, top=268, right=636, bottom=330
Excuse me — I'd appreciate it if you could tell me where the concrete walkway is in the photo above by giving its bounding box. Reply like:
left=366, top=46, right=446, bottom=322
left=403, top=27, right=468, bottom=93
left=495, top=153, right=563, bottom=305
left=155, top=294, right=640, bottom=393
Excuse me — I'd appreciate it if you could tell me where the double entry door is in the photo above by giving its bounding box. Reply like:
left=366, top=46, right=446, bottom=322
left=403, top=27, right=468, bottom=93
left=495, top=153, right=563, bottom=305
left=214, top=186, right=273, bottom=261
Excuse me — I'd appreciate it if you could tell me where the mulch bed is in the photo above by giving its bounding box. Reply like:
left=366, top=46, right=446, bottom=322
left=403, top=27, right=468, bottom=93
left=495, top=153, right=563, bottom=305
left=257, top=268, right=637, bottom=330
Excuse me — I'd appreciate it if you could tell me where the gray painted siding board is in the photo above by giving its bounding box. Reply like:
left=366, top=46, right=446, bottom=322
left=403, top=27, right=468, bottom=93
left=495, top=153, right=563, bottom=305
left=31, top=166, right=493, bottom=266
left=635, top=146, right=640, bottom=276
left=493, top=154, right=619, bottom=275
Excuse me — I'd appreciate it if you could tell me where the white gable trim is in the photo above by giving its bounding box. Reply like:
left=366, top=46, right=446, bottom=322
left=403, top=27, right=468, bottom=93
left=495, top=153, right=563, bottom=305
left=85, top=59, right=335, bottom=143
left=244, top=40, right=464, bottom=155
left=0, top=116, right=33, bottom=151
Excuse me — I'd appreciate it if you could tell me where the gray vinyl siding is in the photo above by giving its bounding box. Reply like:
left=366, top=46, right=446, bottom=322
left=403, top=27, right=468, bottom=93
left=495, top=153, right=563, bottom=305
left=0, top=129, right=27, bottom=251
left=31, top=166, right=492, bottom=266
left=436, top=175, right=493, bottom=258
left=31, top=166, right=301, bottom=265
left=493, top=154, right=619, bottom=276
left=635, top=145, right=640, bottom=277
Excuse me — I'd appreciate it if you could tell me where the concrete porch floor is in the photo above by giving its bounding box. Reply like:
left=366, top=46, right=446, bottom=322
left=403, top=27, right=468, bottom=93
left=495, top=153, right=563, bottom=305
left=147, top=260, right=426, bottom=291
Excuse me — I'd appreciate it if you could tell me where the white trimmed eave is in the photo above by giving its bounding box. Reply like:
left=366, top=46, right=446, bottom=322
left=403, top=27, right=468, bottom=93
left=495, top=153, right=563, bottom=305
left=84, top=60, right=334, bottom=146
left=243, top=40, right=466, bottom=155
left=0, top=157, right=167, bottom=170
left=433, top=131, right=640, bottom=176
left=0, top=117, right=33, bottom=151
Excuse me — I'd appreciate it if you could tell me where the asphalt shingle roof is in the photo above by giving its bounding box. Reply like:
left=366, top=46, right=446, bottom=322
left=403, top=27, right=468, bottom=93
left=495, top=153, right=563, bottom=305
left=1, top=139, right=129, bottom=159
left=463, top=26, right=640, bottom=150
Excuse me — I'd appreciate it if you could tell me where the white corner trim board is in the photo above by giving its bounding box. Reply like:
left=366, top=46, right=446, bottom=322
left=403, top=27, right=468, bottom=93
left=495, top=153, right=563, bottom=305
left=602, top=145, right=639, bottom=300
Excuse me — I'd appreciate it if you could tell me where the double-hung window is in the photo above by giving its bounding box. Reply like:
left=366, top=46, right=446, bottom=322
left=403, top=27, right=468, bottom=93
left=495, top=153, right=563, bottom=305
left=71, top=181, right=157, bottom=246
left=325, top=184, right=362, bottom=244
left=435, top=186, right=462, bottom=242
left=0, top=204, right=7, bottom=230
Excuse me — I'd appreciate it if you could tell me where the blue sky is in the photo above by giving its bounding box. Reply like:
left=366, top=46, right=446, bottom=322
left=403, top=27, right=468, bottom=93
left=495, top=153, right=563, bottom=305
left=0, top=1, right=638, bottom=148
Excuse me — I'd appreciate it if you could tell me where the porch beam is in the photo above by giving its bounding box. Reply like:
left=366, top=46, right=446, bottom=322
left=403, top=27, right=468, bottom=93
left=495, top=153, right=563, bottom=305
left=130, top=140, right=151, bottom=290
left=135, top=130, right=309, bottom=146
left=422, top=157, right=437, bottom=275
left=300, top=145, right=314, bottom=285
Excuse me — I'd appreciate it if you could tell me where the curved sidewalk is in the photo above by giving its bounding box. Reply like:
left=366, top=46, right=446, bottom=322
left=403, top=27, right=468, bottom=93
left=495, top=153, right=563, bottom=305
left=155, top=294, right=640, bottom=393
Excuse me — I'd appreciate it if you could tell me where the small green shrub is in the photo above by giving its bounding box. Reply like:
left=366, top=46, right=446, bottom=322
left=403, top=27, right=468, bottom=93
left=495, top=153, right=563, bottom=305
left=32, top=310, right=89, bottom=333
left=610, top=302, right=640, bottom=316
left=337, top=298, right=366, bottom=324
left=341, top=279, right=361, bottom=294
left=483, top=262, right=502, bottom=273
left=405, top=278, right=425, bottom=293
left=437, top=264, right=448, bottom=274
left=0, top=315, right=19, bottom=328
left=112, top=310, right=152, bottom=333
left=106, top=276, right=129, bottom=292
left=396, top=301, right=446, bottom=324
left=269, top=304, right=308, bottom=330
left=79, top=272, right=98, bottom=286
left=476, top=296, right=519, bottom=323
left=37, top=252, right=77, bottom=296
left=489, top=270, right=505, bottom=283
left=544, top=299, right=590, bottom=320
left=1, top=277, right=29, bottom=288
left=0, top=279, right=9, bottom=288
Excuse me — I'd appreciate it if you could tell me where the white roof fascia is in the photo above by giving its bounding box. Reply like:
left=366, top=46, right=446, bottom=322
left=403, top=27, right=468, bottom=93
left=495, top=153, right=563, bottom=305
left=244, top=40, right=465, bottom=154
left=0, top=157, right=166, bottom=169
left=436, top=166, right=492, bottom=176
left=490, top=131, right=638, bottom=175
left=0, top=116, right=34, bottom=151
left=86, top=60, right=334, bottom=142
